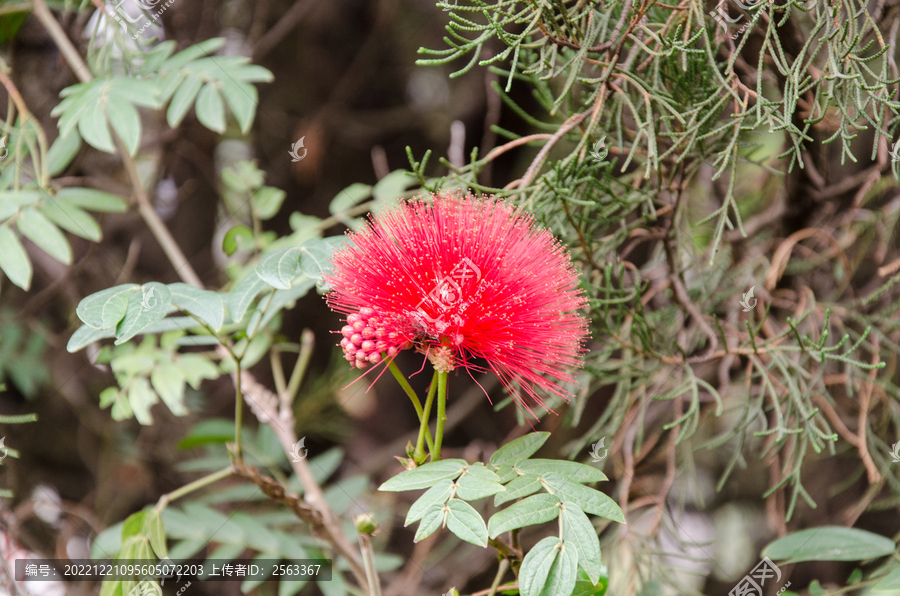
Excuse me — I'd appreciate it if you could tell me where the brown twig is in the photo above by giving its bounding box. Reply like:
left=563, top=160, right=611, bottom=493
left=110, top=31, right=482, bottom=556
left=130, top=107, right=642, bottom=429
left=231, top=358, right=370, bottom=591
left=856, top=335, right=882, bottom=484
left=516, top=110, right=591, bottom=190
left=232, top=460, right=322, bottom=526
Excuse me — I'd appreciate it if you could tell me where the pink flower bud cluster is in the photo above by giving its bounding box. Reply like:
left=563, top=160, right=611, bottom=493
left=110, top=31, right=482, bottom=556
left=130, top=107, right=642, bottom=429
left=339, top=307, right=410, bottom=369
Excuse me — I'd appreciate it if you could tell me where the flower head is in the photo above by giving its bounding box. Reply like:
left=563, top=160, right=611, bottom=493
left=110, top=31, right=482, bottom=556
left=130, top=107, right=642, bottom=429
left=325, top=191, right=588, bottom=416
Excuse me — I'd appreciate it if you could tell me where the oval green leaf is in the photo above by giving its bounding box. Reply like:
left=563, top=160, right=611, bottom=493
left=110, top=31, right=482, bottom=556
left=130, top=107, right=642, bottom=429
left=488, top=493, right=560, bottom=539
left=0, top=226, right=32, bottom=290
left=445, top=499, right=488, bottom=547
left=379, top=459, right=468, bottom=492
left=490, top=432, right=550, bottom=467
left=17, top=208, right=72, bottom=264
left=762, top=526, right=896, bottom=563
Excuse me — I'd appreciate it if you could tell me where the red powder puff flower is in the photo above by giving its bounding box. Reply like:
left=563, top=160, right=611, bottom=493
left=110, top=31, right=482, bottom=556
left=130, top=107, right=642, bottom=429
left=325, top=191, right=589, bottom=417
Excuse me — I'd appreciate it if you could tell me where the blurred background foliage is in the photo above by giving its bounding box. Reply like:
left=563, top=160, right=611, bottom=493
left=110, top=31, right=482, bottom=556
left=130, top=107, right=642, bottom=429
left=0, top=0, right=899, bottom=595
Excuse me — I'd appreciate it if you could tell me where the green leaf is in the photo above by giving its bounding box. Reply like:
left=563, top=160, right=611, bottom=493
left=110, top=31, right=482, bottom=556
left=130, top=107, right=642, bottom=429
left=67, top=324, right=116, bottom=352
left=79, top=101, right=115, bottom=153
left=220, top=78, right=258, bottom=134
left=329, top=183, right=372, bottom=215
left=561, top=502, right=602, bottom=584
left=56, top=188, right=128, bottom=213
left=379, top=459, right=468, bottom=491
left=222, top=160, right=264, bottom=193
left=142, top=510, right=168, bottom=559
left=106, top=100, right=142, bottom=156
left=128, top=377, right=159, bottom=424
left=456, top=465, right=505, bottom=501
left=91, top=522, right=123, bottom=559
left=76, top=284, right=139, bottom=329
left=46, top=129, right=82, bottom=177
left=874, top=567, right=900, bottom=591
left=0, top=191, right=40, bottom=220
left=223, top=225, right=254, bottom=255
left=520, top=537, right=577, bottom=596
left=115, top=283, right=172, bottom=345
left=111, top=352, right=155, bottom=376
left=405, top=479, right=454, bottom=526
left=122, top=511, right=147, bottom=540
left=109, top=389, right=134, bottom=421
left=0, top=226, right=32, bottom=290
left=139, top=317, right=204, bottom=335
left=175, top=353, right=220, bottom=389
left=290, top=212, right=322, bottom=232
left=491, top=432, right=550, bottom=467
left=99, top=387, right=119, bottom=408
left=414, top=504, right=444, bottom=543
left=98, top=579, right=120, bottom=596
left=494, top=465, right=518, bottom=484
left=571, top=566, right=609, bottom=596
left=151, top=363, right=188, bottom=416
left=17, top=208, right=72, bottom=264
left=40, top=199, right=102, bottom=242
left=495, top=473, right=542, bottom=507
left=488, top=493, right=561, bottom=538
left=195, top=83, right=226, bottom=134
left=517, top=459, right=607, bottom=483
left=168, top=283, right=224, bottom=331
left=762, top=527, right=896, bottom=563
left=445, top=498, right=488, bottom=547
left=253, top=186, right=287, bottom=220
left=54, top=78, right=160, bottom=154
left=542, top=475, right=624, bottom=523
left=177, top=418, right=236, bottom=449
left=227, top=272, right=268, bottom=322
left=372, top=169, right=416, bottom=203
left=299, top=237, right=345, bottom=280
left=257, top=247, right=301, bottom=290
left=166, top=74, right=203, bottom=128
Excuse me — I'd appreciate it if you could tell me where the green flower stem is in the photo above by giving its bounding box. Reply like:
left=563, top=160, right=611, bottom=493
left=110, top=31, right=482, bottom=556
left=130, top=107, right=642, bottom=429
left=432, top=371, right=449, bottom=461
left=389, top=361, right=434, bottom=453
left=414, top=372, right=438, bottom=461
left=357, top=532, right=383, bottom=596
left=286, top=330, right=315, bottom=397
left=487, top=558, right=510, bottom=596
left=154, top=466, right=233, bottom=513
